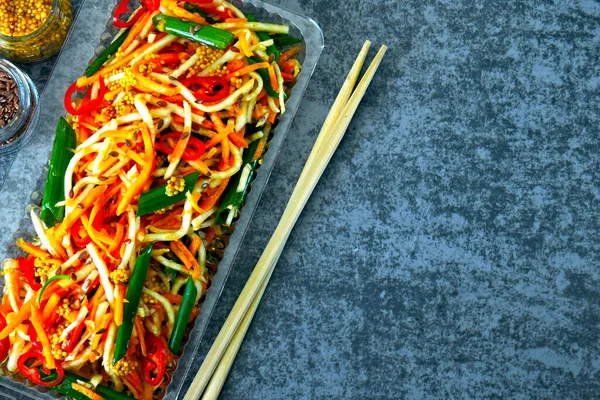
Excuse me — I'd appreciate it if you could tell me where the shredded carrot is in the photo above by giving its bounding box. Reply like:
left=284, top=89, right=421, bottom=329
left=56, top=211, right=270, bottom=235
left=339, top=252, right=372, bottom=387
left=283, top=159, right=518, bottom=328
left=221, top=137, right=230, bottom=169
left=228, top=131, right=248, bottom=149
left=189, top=235, right=201, bottom=256
left=56, top=185, right=108, bottom=238
left=114, top=283, right=126, bottom=326
left=199, top=178, right=230, bottom=212
left=267, top=110, right=276, bottom=124
left=72, top=383, right=103, bottom=400
left=162, top=0, right=207, bottom=25
left=279, top=45, right=300, bottom=65
left=81, top=215, right=117, bottom=248
left=134, top=73, right=180, bottom=96
left=120, top=10, right=151, bottom=51
left=252, top=135, right=268, bottom=161
left=117, top=124, right=154, bottom=215
left=127, top=149, right=147, bottom=167
left=225, top=62, right=270, bottom=80
left=77, top=37, right=165, bottom=87
left=16, top=239, right=49, bottom=259
left=163, top=293, right=183, bottom=305
left=268, top=65, right=279, bottom=92
left=134, top=316, right=147, bottom=357
left=205, top=123, right=233, bottom=149
left=143, top=382, right=154, bottom=399
left=189, top=306, right=200, bottom=322
left=0, top=297, right=33, bottom=340
left=30, top=305, right=56, bottom=369
left=227, top=58, right=246, bottom=74
left=170, top=240, right=200, bottom=278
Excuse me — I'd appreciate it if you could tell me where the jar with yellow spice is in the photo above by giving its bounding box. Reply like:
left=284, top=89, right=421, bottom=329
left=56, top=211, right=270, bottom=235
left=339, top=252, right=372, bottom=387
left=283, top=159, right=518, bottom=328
left=0, top=0, right=72, bottom=62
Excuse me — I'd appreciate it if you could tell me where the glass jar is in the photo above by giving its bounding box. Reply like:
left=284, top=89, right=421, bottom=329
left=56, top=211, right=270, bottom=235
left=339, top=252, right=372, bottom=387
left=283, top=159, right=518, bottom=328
left=0, top=60, right=39, bottom=155
left=0, top=0, right=73, bottom=63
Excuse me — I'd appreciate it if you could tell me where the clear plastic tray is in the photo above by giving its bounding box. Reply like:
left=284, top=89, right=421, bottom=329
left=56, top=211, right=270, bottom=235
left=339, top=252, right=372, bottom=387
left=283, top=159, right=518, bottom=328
left=0, top=0, right=323, bottom=398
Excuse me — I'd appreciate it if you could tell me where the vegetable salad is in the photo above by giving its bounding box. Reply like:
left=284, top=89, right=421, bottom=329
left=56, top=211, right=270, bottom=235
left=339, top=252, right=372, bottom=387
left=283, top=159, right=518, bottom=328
left=0, top=0, right=302, bottom=398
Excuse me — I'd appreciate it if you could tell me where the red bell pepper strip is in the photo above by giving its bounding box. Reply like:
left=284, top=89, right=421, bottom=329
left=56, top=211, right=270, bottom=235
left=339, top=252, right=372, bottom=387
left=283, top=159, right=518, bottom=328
left=141, top=333, right=167, bottom=386
left=141, top=0, right=160, bottom=12
left=113, top=0, right=145, bottom=28
left=17, top=256, right=41, bottom=291
left=64, top=78, right=107, bottom=116
left=190, top=3, right=232, bottom=21
left=17, top=351, right=65, bottom=387
left=28, top=323, right=43, bottom=352
left=156, top=132, right=206, bottom=161
left=181, top=76, right=230, bottom=103
left=71, top=219, right=92, bottom=248
left=61, top=322, right=86, bottom=353
left=0, top=315, right=9, bottom=362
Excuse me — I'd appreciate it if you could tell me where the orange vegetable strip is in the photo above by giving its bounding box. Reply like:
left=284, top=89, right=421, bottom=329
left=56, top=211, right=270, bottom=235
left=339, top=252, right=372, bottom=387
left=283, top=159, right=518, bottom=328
left=127, top=149, right=147, bottom=167
left=189, top=306, right=200, bottom=322
left=226, top=62, right=270, bottom=80
left=109, top=221, right=126, bottom=254
left=30, top=305, right=56, bottom=369
left=42, top=293, right=60, bottom=321
left=279, top=45, right=300, bottom=65
left=134, top=73, right=180, bottom=96
left=120, top=10, right=150, bottom=51
left=117, top=124, right=154, bottom=215
left=134, top=316, right=147, bottom=357
left=189, top=235, right=201, bottom=256
left=163, top=0, right=207, bottom=24
left=237, top=31, right=253, bottom=57
left=252, top=136, right=268, bottom=161
left=163, top=294, right=183, bottom=305
left=81, top=215, right=117, bottom=247
left=170, top=240, right=200, bottom=271
left=56, top=185, right=107, bottom=238
left=198, top=178, right=229, bottom=211
left=0, top=298, right=34, bottom=340
left=16, top=239, right=49, bottom=259
left=71, top=383, right=103, bottom=400
left=205, top=114, right=233, bottom=149
left=267, top=110, right=276, bottom=124
left=221, top=137, right=230, bottom=168
left=228, top=131, right=248, bottom=148
left=46, top=230, right=68, bottom=260
left=268, top=65, right=279, bottom=92
left=114, top=283, right=126, bottom=326
left=227, top=58, right=245, bottom=74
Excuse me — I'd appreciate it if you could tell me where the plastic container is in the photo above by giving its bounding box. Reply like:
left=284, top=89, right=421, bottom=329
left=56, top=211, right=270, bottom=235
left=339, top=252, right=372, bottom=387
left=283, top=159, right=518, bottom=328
left=0, top=59, right=40, bottom=155
left=0, top=0, right=323, bottom=398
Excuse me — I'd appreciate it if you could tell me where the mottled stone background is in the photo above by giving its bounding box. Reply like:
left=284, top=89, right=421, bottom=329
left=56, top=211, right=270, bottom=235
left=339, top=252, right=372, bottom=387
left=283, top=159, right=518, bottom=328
left=2, top=0, right=600, bottom=398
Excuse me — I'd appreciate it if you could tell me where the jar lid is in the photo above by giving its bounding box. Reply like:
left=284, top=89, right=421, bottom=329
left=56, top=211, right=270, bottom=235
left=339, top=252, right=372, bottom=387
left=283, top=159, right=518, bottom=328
left=0, top=60, right=40, bottom=155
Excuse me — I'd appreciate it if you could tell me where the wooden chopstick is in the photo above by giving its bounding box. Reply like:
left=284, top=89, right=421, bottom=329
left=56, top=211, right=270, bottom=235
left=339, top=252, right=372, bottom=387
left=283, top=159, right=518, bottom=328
left=184, top=42, right=387, bottom=400
left=198, top=41, right=377, bottom=400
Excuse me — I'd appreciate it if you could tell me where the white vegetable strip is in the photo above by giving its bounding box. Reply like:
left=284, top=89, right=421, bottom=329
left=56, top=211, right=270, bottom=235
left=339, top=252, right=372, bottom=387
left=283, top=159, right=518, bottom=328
left=87, top=243, right=115, bottom=305
left=142, top=287, right=175, bottom=335
left=117, top=207, right=139, bottom=270
left=165, top=100, right=192, bottom=179
left=60, top=306, right=88, bottom=341
left=30, top=209, right=59, bottom=256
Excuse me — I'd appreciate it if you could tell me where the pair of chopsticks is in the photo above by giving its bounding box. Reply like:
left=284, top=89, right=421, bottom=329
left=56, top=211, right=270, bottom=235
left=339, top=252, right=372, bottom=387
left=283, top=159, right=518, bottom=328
left=184, top=40, right=387, bottom=400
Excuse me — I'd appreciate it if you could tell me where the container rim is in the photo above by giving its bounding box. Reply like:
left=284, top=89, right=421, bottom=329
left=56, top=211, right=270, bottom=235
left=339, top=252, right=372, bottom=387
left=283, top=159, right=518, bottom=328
left=0, top=0, right=323, bottom=399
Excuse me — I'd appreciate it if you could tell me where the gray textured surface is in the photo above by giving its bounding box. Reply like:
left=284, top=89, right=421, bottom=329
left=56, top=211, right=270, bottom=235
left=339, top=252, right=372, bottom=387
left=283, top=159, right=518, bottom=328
left=1, top=0, right=600, bottom=399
